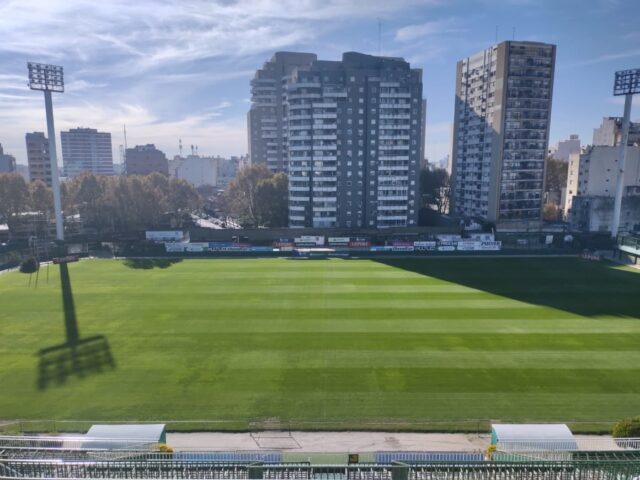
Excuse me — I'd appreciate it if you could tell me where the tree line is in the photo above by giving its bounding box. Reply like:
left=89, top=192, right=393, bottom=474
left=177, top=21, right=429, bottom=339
left=0, top=172, right=201, bottom=236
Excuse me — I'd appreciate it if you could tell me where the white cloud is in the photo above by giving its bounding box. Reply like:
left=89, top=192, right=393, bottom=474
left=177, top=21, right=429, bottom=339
left=566, top=48, right=640, bottom=68
left=0, top=0, right=441, bottom=164
left=395, top=18, right=465, bottom=42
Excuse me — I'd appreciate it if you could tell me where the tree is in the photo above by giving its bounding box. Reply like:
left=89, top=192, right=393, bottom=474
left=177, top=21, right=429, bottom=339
left=545, top=156, right=568, bottom=200
left=61, top=173, right=202, bottom=235
left=223, top=164, right=276, bottom=227
left=420, top=167, right=450, bottom=214
left=612, top=416, right=640, bottom=438
left=29, top=180, right=53, bottom=215
left=0, top=173, right=31, bottom=234
left=254, top=172, right=288, bottom=227
left=543, top=202, right=562, bottom=222
left=168, top=177, right=202, bottom=213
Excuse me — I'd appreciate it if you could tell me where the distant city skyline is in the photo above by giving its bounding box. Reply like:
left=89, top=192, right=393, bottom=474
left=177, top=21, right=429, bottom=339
left=1, top=0, right=639, bottom=166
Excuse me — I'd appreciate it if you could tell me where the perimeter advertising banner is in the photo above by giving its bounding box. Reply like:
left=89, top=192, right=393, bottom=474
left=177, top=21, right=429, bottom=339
left=294, top=236, right=325, bottom=246
left=349, top=237, right=371, bottom=248
left=273, top=238, right=295, bottom=248
left=414, top=241, right=437, bottom=251
left=328, top=237, right=351, bottom=246
left=146, top=230, right=187, bottom=242
left=165, top=243, right=187, bottom=253
left=479, top=241, right=502, bottom=251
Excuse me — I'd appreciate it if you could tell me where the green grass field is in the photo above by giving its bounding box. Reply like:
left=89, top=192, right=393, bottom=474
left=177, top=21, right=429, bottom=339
left=0, top=257, right=639, bottom=432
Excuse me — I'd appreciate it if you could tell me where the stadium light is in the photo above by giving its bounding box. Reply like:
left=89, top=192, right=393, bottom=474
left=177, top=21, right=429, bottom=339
left=611, top=68, right=640, bottom=238
left=28, top=62, right=65, bottom=241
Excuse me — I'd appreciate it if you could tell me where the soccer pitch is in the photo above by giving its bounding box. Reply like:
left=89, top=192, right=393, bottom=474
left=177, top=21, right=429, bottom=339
left=0, top=257, right=639, bottom=431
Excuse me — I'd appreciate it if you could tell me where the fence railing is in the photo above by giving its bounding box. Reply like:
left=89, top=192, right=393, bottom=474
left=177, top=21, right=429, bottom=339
left=2, top=459, right=640, bottom=480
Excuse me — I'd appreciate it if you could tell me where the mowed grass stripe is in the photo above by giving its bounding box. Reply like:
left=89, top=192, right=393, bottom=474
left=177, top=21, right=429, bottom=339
left=1, top=257, right=639, bottom=427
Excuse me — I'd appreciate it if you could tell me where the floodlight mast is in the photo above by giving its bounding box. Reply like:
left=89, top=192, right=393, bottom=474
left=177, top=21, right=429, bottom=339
left=28, top=62, right=65, bottom=241
left=611, top=68, right=640, bottom=238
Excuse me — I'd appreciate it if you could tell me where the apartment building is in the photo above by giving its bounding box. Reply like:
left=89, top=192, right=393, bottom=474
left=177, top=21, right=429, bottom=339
left=61, top=127, right=114, bottom=177
left=25, top=132, right=52, bottom=185
left=451, top=41, right=556, bottom=230
left=284, top=52, right=424, bottom=228
left=248, top=52, right=317, bottom=172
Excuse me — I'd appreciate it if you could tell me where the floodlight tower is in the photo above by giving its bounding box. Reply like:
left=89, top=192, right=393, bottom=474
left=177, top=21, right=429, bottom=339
left=27, top=62, right=65, bottom=241
left=611, top=68, right=640, bottom=238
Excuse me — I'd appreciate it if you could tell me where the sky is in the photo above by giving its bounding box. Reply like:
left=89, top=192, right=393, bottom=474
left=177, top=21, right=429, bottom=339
left=1, top=0, right=640, bottom=167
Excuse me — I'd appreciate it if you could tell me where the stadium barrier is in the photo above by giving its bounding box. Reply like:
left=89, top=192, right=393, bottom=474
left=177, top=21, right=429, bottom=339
left=0, top=419, right=622, bottom=435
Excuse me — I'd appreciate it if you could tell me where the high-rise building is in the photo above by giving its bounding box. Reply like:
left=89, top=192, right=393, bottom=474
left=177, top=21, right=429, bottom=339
left=284, top=52, right=424, bottom=229
left=125, top=144, right=169, bottom=176
left=25, top=132, right=52, bottom=185
left=593, top=117, right=640, bottom=146
left=248, top=52, right=317, bottom=172
left=0, top=144, right=17, bottom=173
left=551, top=134, right=580, bottom=162
left=451, top=41, right=556, bottom=230
left=61, top=127, right=114, bottom=177
left=565, top=145, right=640, bottom=232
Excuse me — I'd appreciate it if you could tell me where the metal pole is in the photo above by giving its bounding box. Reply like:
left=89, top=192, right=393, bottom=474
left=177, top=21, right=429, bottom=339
left=611, top=94, right=633, bottom=238
left=44, top=90, right=64, bottom=241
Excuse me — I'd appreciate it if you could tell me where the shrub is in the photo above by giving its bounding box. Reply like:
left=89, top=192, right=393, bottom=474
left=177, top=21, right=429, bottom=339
left=612, top=417, right=640, bottom=438
left=19, top=257, right=39, bottom=274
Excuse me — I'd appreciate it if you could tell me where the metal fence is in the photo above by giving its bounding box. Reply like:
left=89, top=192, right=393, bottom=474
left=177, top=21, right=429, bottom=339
left=2, top=459, right=640, bottom=480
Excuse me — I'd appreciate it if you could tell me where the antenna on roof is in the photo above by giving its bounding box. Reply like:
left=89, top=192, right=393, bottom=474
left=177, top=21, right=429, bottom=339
left=512, top=27, right=516, bottom=40
left=495, top=26, right=499, bottom=43
left=123, top=124, right=128, bottom=165
left=179, top=138, right=183, bottom=156
left=377, top=18, right=382, bottom=56
left=195, top=145, right=199, bottom=156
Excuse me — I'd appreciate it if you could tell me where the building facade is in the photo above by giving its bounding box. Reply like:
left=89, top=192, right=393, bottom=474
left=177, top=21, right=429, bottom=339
left=451, top=41, right=556, bottom=231
left=61, top=127, right=114, bottom=177
left=593, top=117, right=640, bottom=146
left=248, top=52, right=317, bottom=172
left=0, top=144, right=17, bottom=173
left=564, top=145, right=640, bottom=228
left=25, top=132, right=51, bottom=185
left=551, top=134, right=580, bottom=162
left=125, top=144, right=169, bottom=176
left=284, top=52, right=424, bottom=229
left=171, top=155, right=219, bottom=188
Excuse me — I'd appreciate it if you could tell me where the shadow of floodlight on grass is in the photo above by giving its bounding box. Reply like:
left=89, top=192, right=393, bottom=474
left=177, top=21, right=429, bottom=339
left=36, top=263, right=116, bottom=390
left=36, top=335, right=116, bottom=390
left=123, top=258, right=183, bottom=269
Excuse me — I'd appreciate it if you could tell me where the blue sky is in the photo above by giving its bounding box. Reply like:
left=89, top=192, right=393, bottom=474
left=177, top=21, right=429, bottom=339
left=1, top=0, right=639, bottom=166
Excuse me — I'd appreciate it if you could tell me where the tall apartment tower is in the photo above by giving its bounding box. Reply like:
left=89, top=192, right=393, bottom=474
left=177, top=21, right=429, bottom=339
left=25, top=132, right=52, bottom=185
left=61, top=127, right=114, bottom=177
left=451, top=41, right=556, bottom=230
left=248, top=52, right=317, bottom=172
left=286, top=52, right=424, bottom=228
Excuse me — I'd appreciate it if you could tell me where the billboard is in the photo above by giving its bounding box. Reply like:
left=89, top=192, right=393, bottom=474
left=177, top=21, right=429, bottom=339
left=165, top=243, right=186, bottom=253
left=456, top=241, right=482, bottom=251
left=414, top=241, right=436, bottom=251
left=392, top=246, right=415, bottom=252
left=294, top=236, right=325, bottom=246
left=479, top=241, right=502, bottom=251
left=328, top=237, right=351, bottom=246
left=146, top=230, right=187, bottom=242
left=437, top=245, right=456, bottom=252
left=349, top=237, right=371, bottom=248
